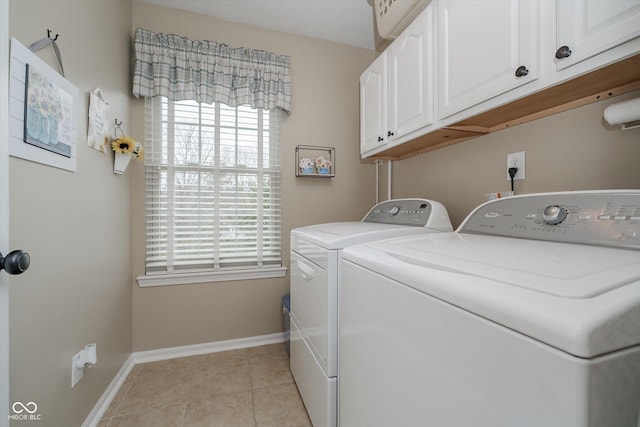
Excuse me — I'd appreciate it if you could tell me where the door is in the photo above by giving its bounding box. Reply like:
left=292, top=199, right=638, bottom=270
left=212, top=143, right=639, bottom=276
left=388, top=4, right=434, bottom=140
left=290, top=250, right=329, bottom=366
left=556, top=0, right=640, bottom=70
left=438, top=0, right=538, bottom=119
left=360, top=52, right=388, bottom=156
left=1, top=0, right=10, bottom=425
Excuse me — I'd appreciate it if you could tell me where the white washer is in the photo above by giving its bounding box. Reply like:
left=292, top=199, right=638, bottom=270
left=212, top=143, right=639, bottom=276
left=339, top=190, right=640, bottom=427
left=290, top=198, right=452, bottom=427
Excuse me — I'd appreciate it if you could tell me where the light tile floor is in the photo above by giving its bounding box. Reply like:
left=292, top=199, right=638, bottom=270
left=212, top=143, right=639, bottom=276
left=98, top=343, right=312, bottom=427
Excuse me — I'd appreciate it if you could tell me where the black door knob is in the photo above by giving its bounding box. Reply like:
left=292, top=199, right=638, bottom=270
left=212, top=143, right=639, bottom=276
left=377, top=136, right=384, bottom=142
left=555, top=45, right=572, bottom=59
left=0, top=250, right=30, bottom=275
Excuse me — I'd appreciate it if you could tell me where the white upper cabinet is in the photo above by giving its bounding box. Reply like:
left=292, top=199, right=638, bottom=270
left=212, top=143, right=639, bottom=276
left=555, top=0, right=640, bottom=70
left=360, top=52, right=388, bottom=155
left=360, top=4, right=434, bottom=157
left=437, top=0, right=539, bottom=119
left=388, top=5, right=434, bottom=140
left=360, top=0, right=640, bottom=159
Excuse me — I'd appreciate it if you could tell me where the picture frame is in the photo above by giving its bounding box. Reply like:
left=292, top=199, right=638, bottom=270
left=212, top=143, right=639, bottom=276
left=23, top=63, right=74, bottom=158
left=9, top=38, right=78, bottom=172
left=295, top=145, right=335, bottom=178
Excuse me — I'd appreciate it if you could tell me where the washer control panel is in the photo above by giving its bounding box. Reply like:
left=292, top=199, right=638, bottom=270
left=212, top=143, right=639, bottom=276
left=460, top=191, right=640, bottom=249
left=364, top=198, right=434, bottom=227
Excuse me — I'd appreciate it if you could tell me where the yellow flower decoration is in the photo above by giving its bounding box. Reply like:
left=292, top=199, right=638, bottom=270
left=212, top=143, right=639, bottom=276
left=133, top=144, right=145, bottom=161
left=111, top=136, right=136, bottom=154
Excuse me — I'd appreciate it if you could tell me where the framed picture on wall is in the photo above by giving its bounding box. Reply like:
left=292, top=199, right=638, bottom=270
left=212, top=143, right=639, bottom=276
left=9, top=38, right=78, bottom=172
left=23, top=63, right=74, bottom=158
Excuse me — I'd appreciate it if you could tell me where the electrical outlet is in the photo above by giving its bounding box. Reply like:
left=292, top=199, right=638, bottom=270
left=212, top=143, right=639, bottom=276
left=507, top=151, right=525, bottom=180
left=71, top=351, right=83, bottom=388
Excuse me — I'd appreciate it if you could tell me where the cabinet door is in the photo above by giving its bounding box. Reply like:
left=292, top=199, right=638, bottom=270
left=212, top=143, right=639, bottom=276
left=438, top=0, right=538, bottom=119
left=556, top=0, right=640, bottom=70
left=360, top=53, right=388, bottom=156
left=388, top=4, right=434, bottom=140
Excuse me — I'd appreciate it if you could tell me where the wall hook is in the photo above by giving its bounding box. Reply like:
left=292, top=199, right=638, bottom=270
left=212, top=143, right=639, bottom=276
left=114, top=119, right=125, bottom=138
left=46, top=29, right=59, bottom=41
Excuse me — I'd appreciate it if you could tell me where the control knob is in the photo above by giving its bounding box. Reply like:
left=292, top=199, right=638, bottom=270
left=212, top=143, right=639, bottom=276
left=388, top=206, right=400, bottom=216
left=542, top=205, right=568, bottom=225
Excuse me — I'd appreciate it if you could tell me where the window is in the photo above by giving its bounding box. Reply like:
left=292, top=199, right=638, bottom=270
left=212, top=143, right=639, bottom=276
left=138, top=97, right=284, bottom=287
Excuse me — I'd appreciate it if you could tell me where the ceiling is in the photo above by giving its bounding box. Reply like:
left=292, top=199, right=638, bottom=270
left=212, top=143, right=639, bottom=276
left=140, top=0, right=378, bottom=50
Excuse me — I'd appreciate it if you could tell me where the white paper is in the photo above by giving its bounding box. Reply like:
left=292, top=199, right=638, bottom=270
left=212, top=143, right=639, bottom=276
left=87, top=88, right=109, bottom=153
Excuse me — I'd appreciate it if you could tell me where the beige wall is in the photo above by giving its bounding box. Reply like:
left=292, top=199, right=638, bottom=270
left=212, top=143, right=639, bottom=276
left=8, top=1, right=133, bottom=425
left=388, top=90, right=640, bottom=227
left=130, top=2, right=376, bottom=351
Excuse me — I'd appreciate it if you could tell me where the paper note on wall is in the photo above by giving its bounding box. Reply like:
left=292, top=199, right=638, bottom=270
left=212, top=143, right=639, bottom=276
left=87, top=88, right=110, bottom=153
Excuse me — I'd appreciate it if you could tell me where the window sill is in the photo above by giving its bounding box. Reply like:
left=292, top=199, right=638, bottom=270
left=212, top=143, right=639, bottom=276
left=136, top=267, right=288, bottom=287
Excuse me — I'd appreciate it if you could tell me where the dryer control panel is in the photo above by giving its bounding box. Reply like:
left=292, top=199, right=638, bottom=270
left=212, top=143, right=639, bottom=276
left=363, top=198, right=452, bottom=231
left=460, top=190, right=640, bottom=249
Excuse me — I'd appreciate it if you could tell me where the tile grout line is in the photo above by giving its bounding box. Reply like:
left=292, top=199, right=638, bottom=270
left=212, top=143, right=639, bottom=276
left=178, top=366, right=194, bottom=427
left=104, top=364, right=141, bottom=427
left=247, top=350, right=259, bottom=427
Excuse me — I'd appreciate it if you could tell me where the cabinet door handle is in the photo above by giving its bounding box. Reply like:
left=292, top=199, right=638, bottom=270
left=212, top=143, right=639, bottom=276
left=387, top=131, right=394, bottom=137
left=377, top=136, right=384, bottom=142
left=515, top=65, right=529, bottom=78
left=555, top=45, right=572, bottom=59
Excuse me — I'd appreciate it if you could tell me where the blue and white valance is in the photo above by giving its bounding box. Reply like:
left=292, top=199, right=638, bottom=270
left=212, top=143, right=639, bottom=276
left=132, top=28, right=292, bottom=113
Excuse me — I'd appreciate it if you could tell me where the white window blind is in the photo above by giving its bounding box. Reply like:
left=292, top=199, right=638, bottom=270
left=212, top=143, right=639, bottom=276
left=144, top=97, right=282, bottom=278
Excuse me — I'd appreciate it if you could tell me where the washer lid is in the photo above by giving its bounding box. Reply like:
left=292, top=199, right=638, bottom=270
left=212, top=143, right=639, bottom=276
left=343, top=233, right=640, bottom=358
left=380, top=233, right=640, bottom=299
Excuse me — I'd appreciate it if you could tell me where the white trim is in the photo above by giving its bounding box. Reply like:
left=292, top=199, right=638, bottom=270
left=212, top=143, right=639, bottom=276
left=0, top=1, right=10, bottom=425
left=82, top=332, right=286, bottom=426
left=80, top=355, right=135, bottom=427
left=132, top=332, right=286, bottom=364
left=137, top=266, right=287, bottom=287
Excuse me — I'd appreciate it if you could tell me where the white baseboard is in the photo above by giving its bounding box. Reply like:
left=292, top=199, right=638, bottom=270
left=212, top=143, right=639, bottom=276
left=81, top=354, right=135, bottom=427
left=82, top=332, right=286, bottom=426
left=133, top=332, right=286, bottom=364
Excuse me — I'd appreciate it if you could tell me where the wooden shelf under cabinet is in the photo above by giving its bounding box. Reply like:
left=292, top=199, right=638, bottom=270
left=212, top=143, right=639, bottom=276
left=369, top=53, right=640, bottom=161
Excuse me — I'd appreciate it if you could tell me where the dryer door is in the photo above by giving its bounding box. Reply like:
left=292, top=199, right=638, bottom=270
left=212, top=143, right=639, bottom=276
left=290, top=250, right=329, bottom=369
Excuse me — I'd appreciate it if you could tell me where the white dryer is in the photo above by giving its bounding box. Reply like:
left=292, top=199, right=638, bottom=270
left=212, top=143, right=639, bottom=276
left=290, top=198, right=452, bottom=427
left=339, top=190, right=640, bottom=427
